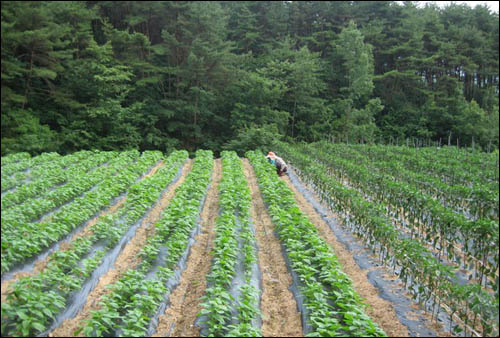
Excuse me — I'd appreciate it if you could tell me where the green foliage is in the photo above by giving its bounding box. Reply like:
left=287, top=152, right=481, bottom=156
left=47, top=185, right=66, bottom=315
left=199, top=151, right=261, bottom=337
left=222, top=124, right=281, bottom=156
left=79, top=150, right=212, bottom=337
left=348, top=98, right=383, bottom=143
left=1, top=150, right=187, bottom=336
left=276, top=141, right=499, bottom=336
left=1, top=109, right=59, bottom=155
left=325, top=21, right=382, bottom=143
left=333, top=21, right=375, bottom=104
left=263, top=38, right=329, bottom=140
left=1, top=1, right=498, bottom=154
left=247, top=149, right=387, bottom=337
left=453, top=100, right=497, bottom=150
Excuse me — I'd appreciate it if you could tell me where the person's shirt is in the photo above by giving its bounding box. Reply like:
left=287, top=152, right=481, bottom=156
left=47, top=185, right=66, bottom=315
left=274, top=156, right=287, bottom=169
left=267, top=156, right=276, bottom=165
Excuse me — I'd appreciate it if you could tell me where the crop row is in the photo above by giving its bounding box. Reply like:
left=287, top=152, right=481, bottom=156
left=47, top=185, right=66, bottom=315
left=247, top=150, right=386, bottom=337
left=1, top=150, right=124, bottom=230
left=1, top=152, right=62, bottom=192
left=1, top=150, right=188, bottom=337
left=351, top=143, right=498, bottom=189
left=315, top=142, right=498, bottom=220
left=80, top=150, right=213, bottom=337
left=1, top=152, right=60, bottom=178
left=0, top=150, right=159, bottom=275
left=1, top=152, right=31, bottom=166
left=276, top=146, right=498, bottom=336
left=198, top=151, right=261, bottom=337
left=1, top=150, right=114, bottom=209
left=285, top=142, right=499, bottom=288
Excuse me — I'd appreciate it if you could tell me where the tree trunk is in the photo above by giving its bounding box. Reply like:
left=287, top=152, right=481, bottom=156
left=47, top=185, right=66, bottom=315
left=194, top=79, right=200, bottom=144
left=194, top=92, right=198, bottom=126
left=22, top=50, right=34, bottom=109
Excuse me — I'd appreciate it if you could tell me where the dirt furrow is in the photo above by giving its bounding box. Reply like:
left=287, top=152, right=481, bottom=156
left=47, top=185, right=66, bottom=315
left=242, top=159, right=303, bottom=337
left=49, top=159, right=192, bottom=337
left=281, top=173, right=410, bottom=337
left=0, top=161, right=165, bottom=302
left=282, top=176, right=450, bottom=337
left=153, top=158, right=222, bottom=337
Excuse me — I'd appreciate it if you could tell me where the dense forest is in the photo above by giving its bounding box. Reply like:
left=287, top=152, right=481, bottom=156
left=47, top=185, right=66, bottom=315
left=1, top=1, right=498, bottom=156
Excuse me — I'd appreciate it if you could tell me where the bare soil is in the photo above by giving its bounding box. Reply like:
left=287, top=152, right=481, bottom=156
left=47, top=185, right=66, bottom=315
left=0, top=160, right=165, bottom=303
left=281, top=174, right=410, bottom=337
left=49, top=159, right=192, bottom=337
left=153, top=158, right=222, bottom=337
left=242, top=159, right=303, bottom=337
left=289, top=172, right=465, bottom=336
left=5, top=156, right=461, bottom=337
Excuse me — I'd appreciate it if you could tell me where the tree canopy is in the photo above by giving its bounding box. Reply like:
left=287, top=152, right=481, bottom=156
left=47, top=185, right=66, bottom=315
left=2, top=1, right=498, bottom=155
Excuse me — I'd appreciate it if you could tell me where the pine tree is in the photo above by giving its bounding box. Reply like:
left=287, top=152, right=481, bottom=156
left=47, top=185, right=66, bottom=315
left=330, top=20, right=380, bottom=142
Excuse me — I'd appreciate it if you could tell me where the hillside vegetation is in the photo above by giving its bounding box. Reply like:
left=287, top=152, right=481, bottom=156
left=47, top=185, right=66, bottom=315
left=1, top=1, right=498, bottom=155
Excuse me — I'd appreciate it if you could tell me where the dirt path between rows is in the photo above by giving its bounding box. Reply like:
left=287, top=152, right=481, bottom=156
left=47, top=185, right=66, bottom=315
left=153, top=158, right=222, bottom=337
left=50, top=159, right=193, bottom=337
left=242, top=159, right=303, bottom=337
left=0, top=160, right=165, bottom=303
left=281, top=174, right=410, bottom=337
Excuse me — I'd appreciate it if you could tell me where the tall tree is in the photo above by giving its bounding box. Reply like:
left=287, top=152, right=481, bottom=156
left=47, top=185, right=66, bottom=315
left=1, top=1, right=82, bottom=154
left=264, top=38, right=329, bottom=141
left=329, top=21, right=380, bottom=142
left=153, top=1, right=235, bottom=151
left=1, top=1, right=498, bottom=154
left=223, top=1, right=260, bottom=55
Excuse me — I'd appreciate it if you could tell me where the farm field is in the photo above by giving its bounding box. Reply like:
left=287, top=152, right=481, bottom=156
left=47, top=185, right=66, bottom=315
left=1, top=146, right=498, bottom=337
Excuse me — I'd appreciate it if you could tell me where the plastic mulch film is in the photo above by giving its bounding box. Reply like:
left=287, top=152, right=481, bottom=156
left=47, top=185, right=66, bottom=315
left=145, top=181, right=211, bottom=337
left=196, top=211, right=263, bottom=336
left=38, top=160, right=188, bottom=337
left=286, top=167, right=444, bottom=337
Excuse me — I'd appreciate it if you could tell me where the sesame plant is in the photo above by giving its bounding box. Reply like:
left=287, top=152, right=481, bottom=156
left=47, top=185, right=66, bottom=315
left=247, top=150, right=386, bottom=337
left=199, top=151, right=261, bottom=337
left=1, top=150, right=188, bottom=337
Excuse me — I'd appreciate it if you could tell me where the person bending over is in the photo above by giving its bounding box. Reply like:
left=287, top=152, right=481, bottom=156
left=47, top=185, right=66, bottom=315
left=266, top=152, right=288, bottom=176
